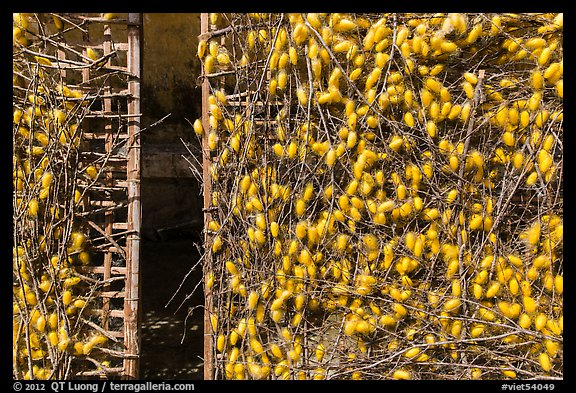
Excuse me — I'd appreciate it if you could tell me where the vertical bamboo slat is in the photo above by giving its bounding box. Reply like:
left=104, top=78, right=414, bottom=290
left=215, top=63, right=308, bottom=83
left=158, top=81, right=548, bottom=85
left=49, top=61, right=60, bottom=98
left=102, top=24, right=114, bottom=333
left=200, top=12, right=214, bottom=381
left=124, top=12, right=142, bottom=380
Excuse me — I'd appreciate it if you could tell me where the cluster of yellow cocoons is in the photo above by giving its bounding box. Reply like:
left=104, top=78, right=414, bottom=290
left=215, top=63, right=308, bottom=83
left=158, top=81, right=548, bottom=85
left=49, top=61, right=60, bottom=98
left=13, top=13, right=110, bottom=379
left=198, top=12, right=562, bottom=380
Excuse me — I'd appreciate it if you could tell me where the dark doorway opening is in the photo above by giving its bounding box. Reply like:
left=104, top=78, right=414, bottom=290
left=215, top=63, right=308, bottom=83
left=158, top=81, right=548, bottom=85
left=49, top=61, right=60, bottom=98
left=138, top=13, right=204, bottom=380
left=140, top=233, right=204, bottom=379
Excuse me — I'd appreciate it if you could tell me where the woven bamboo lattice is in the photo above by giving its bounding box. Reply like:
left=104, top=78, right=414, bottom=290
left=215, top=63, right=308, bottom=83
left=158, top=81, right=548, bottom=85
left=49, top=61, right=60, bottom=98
left=196, top=13, right=563, bottom=380
left=13, top=13, right=141, bottom=379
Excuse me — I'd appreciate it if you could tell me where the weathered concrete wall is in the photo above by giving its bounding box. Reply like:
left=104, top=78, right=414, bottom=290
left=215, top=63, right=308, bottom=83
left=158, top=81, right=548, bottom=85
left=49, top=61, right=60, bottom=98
left=142, top=13, right=202, bottom=127
left=140, top=13, right=204, bottom=237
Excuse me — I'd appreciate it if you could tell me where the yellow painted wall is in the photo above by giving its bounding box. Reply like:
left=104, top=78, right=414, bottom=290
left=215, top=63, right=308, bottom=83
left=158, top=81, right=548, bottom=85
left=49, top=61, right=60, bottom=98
left=140, top=13, right=203, bottom=234
left=142, top=13, right=202, bottom=129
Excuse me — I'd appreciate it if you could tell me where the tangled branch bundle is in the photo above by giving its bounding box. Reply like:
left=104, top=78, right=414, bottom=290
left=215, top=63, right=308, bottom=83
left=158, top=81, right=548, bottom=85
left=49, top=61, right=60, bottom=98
left=13, top=13, right=132, bottom=379
left=195, top=13, right=563, bottom=380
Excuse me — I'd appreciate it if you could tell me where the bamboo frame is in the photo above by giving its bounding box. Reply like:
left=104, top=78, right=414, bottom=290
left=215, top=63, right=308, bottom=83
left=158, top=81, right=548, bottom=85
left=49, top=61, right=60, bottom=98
left=13, top=13, right=143, bottom=380
left=190, top=13, right=563, bottom=381
left=78, top=14, right=142, bottom=379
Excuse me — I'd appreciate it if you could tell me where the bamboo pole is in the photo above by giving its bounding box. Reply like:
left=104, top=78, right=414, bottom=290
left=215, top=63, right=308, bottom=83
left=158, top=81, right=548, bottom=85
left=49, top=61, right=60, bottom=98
left=124, top=12, right=142, bottom=380
left=102, top=23, right=114, bottom=334
left=200, top=12, right=214, bottom=381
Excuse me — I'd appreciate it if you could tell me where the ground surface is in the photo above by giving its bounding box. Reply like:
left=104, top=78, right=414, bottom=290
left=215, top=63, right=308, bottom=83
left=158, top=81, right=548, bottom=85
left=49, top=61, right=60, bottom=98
left=140, top=237, right=204, bottom=380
